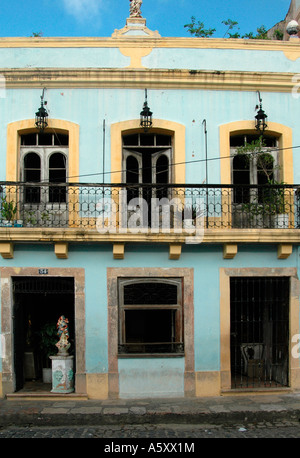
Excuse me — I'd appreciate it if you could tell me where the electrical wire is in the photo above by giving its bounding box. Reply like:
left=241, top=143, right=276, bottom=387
left=13, top=126, right=300, bottom=184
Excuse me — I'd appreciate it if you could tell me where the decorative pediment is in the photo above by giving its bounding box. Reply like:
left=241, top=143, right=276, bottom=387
left=112, top=18, right=160, bottom=38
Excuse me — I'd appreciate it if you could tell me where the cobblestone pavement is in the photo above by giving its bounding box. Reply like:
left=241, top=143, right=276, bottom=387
left=0, top=420, right=300, bottom=439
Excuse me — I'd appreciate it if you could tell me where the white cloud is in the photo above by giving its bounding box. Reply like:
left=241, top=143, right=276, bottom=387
left=62, top=0, right=104, bottom=22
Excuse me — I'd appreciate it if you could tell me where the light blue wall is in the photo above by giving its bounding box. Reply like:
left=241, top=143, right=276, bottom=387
left=0, top=48, right=129, bottom=69
left=1, top=242, right=298, bottom=377
left=143, top=48, right=300, bottom=73
left=0, top=46, right=299, bottom=74
left=118, top=358, right=185, bottom=398
left=1, top=87, right=300, bottom=184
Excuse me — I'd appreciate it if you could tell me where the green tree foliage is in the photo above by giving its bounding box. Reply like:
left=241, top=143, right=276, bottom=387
left=184, top=16, right=216, bottom=37
left=273, top=29, right=284, bottom=40
left=185, top=17, right=271, bottom=40
left=222, top=19, right=240, bottom=38
left=243, top=25, right=268, bottom=40
left=31, top=31, right=43, bottom=37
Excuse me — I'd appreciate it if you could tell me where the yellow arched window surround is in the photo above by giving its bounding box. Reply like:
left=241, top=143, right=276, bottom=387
left=219, top=121, right=293, bottom=184
left=6, top=119, right=79, bottom=182
left=111, top=119, right=185, bottom=183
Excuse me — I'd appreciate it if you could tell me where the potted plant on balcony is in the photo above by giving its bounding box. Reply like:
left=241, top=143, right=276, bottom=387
left=236, top=137, right=288, bottom=228
left=41, top=210, right=51, bottom=227
left=25, top=210, right=37, bottom=227
left=182, top=203, right=202, bottom=228
left=0, top=196, right=17, bottom=226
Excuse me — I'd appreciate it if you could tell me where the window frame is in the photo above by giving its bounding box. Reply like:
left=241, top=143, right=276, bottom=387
left=20, top=133, right=69, bottom=205
left=118, top=277, right=184, bottom=357
left=230, top=134, right=279, bottom=205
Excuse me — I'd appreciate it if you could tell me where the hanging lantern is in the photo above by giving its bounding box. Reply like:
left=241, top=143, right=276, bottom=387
left=255, top=91, right=268, bottom=132
left=35, top=89, right=48, bottom=132
left=140, top=89, right=153, bottom=132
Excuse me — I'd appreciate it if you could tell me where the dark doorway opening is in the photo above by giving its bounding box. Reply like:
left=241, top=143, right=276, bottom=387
left=12, top=277, right=75, bottom=392
left=230, top=276, right=289, bottom=389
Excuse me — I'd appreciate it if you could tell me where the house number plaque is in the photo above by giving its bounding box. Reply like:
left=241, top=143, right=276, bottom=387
left=39, top=269, right=48, bottom=275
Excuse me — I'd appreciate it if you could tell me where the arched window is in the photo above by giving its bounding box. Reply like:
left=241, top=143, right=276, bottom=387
left=23, top=152, right=41, bottom=203
left=20, top=133, right=69, bottom=226
left=49, top=152, right=67, bottom=203
left=156, top=154, right=169, bottom=184
left=20, top=133, right=68, bottom=204
left=231, top=134, right=278, bottom=204
left=232, top=154, right=250, bottom=204
left=122, top=133, right=172, bottom=225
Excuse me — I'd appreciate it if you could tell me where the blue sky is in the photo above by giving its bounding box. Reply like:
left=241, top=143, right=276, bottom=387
left=0, top=0, right=290, bottom=38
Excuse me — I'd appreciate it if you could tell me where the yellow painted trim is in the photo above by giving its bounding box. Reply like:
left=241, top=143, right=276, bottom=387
left=6, top=118, right=79, bottom=182
left=6, top=119, right=80, bottom=228
left=223, top=243, right=238, bottom=259
left=113, top=243, right=125, bottom=259
left=54, top=242, right=68, bottom=259
left=0, top=242, right=14, bottom=259
left=2, top=227, right=300, bottom=244
left=111, top=119, right=185, bottom=183
left=86, top=373, right=108, bottom=399
left=1, top=69, right=297, bottom=93
left=169, top=243, right=182, bottom=260
left=219, top=121, right=294, bottom=234
left=278, top=243, right=293, bottom=259
left=219, top=120, right=293, bottom=185
left=195, top=371, right=220, bottom=397
left=119, top=47, right=153, bottom=68
left=0, top=36, right=297, bottom=53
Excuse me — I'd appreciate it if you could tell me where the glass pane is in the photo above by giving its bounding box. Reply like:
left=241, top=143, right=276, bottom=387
left=54, top=134, right=69, bottom=146
left=156, top=135, right=171, bottom=146
left=123, top=134, right=139, bottom=146
left=125, top=309, right=173, bottom=343
left=156, top=155, right=169, bottom=184
left=49, top=152, right=66, bottom=169
left=140, top=134, right=154, bottom=146
left=124, top=282, right=178, bottom=305
left=21, top=133, right=37, bottom=146
left=24, top=152, right=41, bottom=170
left=38, top=133, right=52, bottom=145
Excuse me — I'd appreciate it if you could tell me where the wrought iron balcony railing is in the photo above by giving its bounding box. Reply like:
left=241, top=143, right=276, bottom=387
left=0, top=182, right=300, bottom=232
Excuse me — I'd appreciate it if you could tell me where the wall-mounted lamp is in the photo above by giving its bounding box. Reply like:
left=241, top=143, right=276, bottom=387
left=140, top=89, right=153, bottom=132
left=35, top=88, right=48, bottom=132
left=255, top=91, right=268, bottom=133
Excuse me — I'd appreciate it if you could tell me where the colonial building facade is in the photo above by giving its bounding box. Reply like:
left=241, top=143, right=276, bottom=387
left=1, top=2, right=300, bottom=399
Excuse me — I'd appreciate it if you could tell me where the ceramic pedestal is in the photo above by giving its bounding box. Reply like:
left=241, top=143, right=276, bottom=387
left=50, top=355, right=74, bottom=393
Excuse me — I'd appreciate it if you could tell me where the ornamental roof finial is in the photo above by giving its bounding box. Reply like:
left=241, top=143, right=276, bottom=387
left=129, top=0, right=142, bottom=18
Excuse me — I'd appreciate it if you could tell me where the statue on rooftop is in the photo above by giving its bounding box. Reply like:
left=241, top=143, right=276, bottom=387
left=129, top=0, right=142, bottom=18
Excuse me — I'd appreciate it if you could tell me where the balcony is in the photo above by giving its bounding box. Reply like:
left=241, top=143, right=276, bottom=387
left=1, top=181, right=300, bottom=228
left=0, top=182, right=299, bottom=253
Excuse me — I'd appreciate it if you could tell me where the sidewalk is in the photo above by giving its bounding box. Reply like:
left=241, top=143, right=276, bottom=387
left=1, top=391, right=300, bottom=427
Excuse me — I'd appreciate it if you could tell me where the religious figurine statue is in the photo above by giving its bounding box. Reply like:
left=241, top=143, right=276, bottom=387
left=129, top=0, right=142, bottom=18
left=55, top=315, right=71, bottom=355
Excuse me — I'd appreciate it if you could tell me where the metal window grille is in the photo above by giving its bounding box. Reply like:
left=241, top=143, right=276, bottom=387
left=230, top=276, right=289, bottom=389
